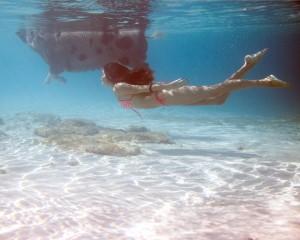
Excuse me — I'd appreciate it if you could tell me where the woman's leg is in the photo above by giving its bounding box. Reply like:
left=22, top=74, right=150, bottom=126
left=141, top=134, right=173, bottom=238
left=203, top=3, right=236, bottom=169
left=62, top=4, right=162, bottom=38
left=185, top=94, right=228, bottom=106
left=227, top=48, right=268, bottom=80
left=182, top=49, right=269, bottom=106
left=162, top=75, right=291, bottom=106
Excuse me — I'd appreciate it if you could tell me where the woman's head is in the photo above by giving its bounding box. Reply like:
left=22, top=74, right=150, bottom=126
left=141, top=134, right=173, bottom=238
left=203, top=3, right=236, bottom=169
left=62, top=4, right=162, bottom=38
left=103, top=62, right=154, bottom=85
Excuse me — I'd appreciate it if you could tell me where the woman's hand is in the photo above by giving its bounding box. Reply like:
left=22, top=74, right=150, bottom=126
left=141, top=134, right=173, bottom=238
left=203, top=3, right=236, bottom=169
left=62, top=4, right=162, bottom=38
left=165, top=78, right=188, bottom=90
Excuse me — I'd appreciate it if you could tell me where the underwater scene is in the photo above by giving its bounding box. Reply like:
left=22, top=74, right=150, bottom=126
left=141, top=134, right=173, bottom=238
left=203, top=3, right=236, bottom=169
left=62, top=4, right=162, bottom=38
left=0, top=1, right=300, bottom=239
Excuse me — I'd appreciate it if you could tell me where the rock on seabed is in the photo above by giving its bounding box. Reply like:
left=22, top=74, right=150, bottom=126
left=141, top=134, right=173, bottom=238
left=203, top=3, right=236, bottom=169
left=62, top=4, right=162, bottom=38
left=34, top=117, right=173, bottom=156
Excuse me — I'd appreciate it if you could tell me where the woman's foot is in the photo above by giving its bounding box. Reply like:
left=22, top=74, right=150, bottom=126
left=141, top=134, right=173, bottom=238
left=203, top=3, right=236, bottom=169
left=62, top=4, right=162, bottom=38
left=226, top=48, right=269, bottom=81
left=263, top=75, right=292, bottom=88
left=244, top=48, right=268, bottom=67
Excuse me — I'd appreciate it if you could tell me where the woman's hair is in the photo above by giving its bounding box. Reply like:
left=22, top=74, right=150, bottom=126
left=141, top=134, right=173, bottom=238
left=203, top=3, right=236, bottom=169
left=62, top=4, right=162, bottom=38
left=103, top=62, right=154, bottom=85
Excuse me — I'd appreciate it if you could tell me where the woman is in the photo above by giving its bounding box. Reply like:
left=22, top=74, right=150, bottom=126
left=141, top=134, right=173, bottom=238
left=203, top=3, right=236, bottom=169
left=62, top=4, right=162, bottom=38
left=101, top=49, right=291, bottom=111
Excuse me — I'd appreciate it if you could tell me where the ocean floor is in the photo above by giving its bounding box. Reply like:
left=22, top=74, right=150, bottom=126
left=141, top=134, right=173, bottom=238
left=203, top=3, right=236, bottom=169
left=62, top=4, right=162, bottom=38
left=0, top=106, right=300, bottom=240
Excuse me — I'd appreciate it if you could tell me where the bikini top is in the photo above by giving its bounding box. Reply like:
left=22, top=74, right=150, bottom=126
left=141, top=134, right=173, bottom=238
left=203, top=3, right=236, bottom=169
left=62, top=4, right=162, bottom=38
left=119, top=94, right=135, bottom=109
left=118, top=91, right=168, bottom=118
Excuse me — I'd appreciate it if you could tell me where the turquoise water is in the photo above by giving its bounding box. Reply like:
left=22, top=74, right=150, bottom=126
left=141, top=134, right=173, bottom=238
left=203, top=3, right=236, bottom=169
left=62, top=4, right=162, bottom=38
left=0, top=1, right=300, bottom=240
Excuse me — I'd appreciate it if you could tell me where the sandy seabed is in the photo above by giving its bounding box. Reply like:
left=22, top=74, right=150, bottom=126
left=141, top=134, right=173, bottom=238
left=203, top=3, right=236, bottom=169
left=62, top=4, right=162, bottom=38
left=0, top=105, right=300, bottom=240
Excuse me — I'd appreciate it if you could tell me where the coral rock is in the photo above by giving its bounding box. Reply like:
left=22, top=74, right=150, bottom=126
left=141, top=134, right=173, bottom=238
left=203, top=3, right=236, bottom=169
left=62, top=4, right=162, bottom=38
left=33, top=117, right=173, bottom=156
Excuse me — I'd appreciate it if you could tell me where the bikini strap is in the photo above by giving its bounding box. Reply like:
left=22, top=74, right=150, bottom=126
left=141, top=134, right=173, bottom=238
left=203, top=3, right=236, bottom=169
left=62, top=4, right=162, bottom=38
left=130, top=94, right=135, bottom=100
left=132, top=108, right=142, bottom=119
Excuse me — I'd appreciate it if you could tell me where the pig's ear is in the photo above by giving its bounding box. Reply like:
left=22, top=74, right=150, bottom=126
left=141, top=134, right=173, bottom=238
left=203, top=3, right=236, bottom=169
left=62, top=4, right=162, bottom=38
left=45, top=73, right=67, bottom=84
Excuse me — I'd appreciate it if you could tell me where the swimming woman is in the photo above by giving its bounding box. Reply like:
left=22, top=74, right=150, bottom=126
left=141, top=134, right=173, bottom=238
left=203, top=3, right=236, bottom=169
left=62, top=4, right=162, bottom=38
left=101, top=49, right=291, bottom=110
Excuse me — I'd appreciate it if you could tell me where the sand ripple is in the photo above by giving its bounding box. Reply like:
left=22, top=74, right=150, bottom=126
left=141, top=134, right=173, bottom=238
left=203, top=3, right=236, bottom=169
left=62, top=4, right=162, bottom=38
left=0, top=112, right=300, bottom=239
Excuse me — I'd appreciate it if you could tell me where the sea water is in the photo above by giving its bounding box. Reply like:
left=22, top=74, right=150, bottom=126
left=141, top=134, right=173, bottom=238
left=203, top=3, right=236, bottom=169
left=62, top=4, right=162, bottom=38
left=0, top=1, right=300, bottom=240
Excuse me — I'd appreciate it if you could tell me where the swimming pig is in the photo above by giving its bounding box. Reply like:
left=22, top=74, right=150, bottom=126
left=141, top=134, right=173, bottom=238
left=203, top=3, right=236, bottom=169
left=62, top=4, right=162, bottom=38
left=17, top=28, right=148, bottom=84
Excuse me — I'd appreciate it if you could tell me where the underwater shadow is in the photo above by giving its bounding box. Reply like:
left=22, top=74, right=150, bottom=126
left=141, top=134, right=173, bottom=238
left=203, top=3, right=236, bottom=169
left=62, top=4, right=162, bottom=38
left=157, top=148, right=260, bottom=159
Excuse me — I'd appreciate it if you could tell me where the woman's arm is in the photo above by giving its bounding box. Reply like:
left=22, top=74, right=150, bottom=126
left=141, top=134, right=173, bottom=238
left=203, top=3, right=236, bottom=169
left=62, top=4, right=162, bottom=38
left=113, top=78, right=188, bottom=97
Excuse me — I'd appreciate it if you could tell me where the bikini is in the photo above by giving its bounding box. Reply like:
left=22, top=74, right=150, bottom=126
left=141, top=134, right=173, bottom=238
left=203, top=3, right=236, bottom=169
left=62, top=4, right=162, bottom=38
left=119, top=91, right=168, bottom=118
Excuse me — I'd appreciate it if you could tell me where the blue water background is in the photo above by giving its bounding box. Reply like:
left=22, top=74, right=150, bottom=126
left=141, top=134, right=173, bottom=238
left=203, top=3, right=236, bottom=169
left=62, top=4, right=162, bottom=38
left=0, top=1, right=300, bottom=117
left=0, top=2, right=300, bottom=239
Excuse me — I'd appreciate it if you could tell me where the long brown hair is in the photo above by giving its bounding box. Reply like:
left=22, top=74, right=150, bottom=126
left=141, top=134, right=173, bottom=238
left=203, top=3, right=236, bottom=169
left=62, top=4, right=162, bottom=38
left=103, top=62, right=154, bottom=85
